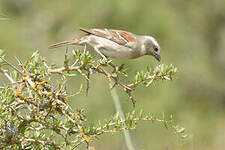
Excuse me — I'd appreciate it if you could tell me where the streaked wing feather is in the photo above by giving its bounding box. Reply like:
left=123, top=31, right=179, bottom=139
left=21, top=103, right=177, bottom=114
left=79, top=28, right=136, bottom=46
left=110, top=29, right=136, bottom=43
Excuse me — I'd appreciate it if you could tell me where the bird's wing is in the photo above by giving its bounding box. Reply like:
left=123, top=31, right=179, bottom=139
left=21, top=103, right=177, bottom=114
left=80, top=28, right=136, bottom=47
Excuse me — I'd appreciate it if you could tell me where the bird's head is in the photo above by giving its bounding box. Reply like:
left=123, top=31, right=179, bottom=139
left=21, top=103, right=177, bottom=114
left=143, top=36, right=161, bottom=62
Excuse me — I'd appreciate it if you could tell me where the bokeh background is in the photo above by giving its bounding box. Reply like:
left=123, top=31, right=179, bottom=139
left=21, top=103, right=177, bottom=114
left=1, top=0, right=225, bottom=149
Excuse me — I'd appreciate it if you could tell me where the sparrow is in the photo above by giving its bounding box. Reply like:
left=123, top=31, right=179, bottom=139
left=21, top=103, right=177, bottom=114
left=48, top=28, right=161, bottom=61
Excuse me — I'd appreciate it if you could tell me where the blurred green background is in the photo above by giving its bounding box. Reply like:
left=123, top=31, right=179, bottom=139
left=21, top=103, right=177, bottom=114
left=1, top=0, right=225, bottom=149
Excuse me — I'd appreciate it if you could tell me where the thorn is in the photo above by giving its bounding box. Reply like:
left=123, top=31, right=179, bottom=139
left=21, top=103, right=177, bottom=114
left=0, top=56, right=22, bottom=74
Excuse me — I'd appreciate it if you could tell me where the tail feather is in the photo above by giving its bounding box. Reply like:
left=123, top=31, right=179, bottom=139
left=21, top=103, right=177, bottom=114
left=48, top=39, right=79, bottom=49
left=80, top=28, right=92, bottom=34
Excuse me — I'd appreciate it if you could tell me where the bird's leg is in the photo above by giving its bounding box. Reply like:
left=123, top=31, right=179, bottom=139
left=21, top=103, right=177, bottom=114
left=93, top=47, right=108, bottom=63
left=92, top=46, right=118, bottom=71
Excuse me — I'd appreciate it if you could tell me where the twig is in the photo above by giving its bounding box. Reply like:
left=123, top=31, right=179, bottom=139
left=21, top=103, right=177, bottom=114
left=0, top=68, right=16, bottom=84
left=48, top=65, right=83, bottom=74
left=0, top=56, right=22, bottom=74
left=21, top=138, right=61, bottom=150
left=0, top=13, right=10, bottom=21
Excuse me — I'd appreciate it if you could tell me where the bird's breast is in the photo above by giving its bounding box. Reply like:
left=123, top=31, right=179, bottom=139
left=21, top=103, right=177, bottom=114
left=87, top=35, right=140, bottom=59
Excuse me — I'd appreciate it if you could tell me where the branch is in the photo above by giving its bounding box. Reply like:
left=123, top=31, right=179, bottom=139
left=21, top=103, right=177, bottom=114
left=0, top=68, right=15, bottom=84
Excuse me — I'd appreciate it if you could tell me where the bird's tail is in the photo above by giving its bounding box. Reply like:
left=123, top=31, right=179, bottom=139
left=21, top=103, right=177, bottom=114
left=48, top=39, right=80, bottom=49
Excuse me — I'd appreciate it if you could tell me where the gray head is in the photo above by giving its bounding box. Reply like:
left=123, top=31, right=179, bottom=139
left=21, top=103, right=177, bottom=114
left=143, top=36, right=161, bottom=61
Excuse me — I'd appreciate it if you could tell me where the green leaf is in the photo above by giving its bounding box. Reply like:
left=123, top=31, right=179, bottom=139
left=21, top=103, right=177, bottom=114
left=31, top=50, right=39, bottom=58
left=177, top=127, right=186, bottom=134
left=12, top=70, right=20, bottom=81
left=169, top=114, right=173, bottom=121
left=146, top=79, right=153, bottom=87
left=113, top=112, right=119, bottom=121
left=53, top=127, right=61, bottom=134
left=47, top=146, right=55, bottom=150
left=20, top=125, right=30, bottom=134
left=181, top=134, right=188, bottom=139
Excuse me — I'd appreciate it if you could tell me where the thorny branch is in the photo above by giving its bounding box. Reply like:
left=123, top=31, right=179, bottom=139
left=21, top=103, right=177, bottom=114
left=0, top=50, right=185, bottom=149
left=47, top=49, right=177, bottom=106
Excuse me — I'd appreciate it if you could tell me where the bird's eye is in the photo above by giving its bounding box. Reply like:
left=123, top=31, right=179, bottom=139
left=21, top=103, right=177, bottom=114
left=154, top=47, right=158, bottom=52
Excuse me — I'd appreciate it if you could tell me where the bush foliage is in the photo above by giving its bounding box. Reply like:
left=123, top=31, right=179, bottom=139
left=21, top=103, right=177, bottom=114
left=0, top=50, right=187, bottom=149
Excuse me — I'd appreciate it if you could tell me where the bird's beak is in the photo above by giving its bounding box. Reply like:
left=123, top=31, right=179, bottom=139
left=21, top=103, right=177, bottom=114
left=153, top=52, right=161, bottom=62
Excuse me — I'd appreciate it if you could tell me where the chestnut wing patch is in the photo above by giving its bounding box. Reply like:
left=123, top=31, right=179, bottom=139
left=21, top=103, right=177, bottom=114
left=118, top=31, right=136, bottom=42
left=80, top=28, right=136, bottom=46
left=109, top=30, right=136, bottom=45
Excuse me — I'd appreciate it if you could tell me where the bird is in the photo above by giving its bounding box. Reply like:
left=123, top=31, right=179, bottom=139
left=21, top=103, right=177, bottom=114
left=48, top=28, right=161, bottom=61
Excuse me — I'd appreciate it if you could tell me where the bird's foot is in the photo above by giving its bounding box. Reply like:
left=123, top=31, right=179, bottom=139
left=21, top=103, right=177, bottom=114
left=100, top=57, right=109, bottom=65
